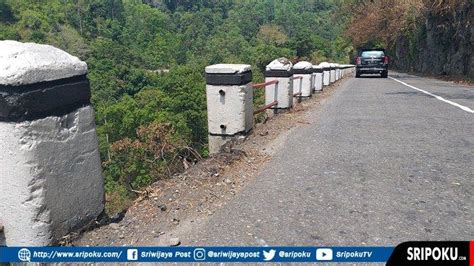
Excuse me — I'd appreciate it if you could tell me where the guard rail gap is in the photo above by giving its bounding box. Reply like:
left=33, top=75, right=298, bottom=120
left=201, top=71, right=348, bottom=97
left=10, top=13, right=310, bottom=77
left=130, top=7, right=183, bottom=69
left=252, top=80, right=279, bottom=115
left=292, top=76, right=303, bottom=97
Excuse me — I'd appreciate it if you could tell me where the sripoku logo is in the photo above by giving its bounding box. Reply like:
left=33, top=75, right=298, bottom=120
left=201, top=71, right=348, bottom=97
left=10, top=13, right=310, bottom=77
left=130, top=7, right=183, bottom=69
left=407, top=247, right=458, bottom=261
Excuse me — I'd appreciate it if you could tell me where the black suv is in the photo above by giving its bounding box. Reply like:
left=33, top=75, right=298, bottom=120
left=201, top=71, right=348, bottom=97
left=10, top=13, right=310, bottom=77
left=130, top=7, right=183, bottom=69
left=355, top=49, right=389, bottom=78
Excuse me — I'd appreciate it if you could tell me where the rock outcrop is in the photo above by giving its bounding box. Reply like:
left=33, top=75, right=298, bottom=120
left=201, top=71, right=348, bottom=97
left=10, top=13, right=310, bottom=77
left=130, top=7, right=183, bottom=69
left=392, top=4, right=473, bottom=78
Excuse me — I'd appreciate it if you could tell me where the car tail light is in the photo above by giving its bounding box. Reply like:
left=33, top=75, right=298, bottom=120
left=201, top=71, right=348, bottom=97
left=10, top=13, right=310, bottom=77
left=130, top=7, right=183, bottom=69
left=356, top=57, right=361, bottom=65
left=384, top=56, right=389, bottom=64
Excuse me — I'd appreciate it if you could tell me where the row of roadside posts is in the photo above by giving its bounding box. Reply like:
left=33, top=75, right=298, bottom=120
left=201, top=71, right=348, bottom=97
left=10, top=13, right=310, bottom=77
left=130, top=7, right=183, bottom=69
left=205, top=57, right=355, bottom=154
left=0, top=42, right=354, bottom=247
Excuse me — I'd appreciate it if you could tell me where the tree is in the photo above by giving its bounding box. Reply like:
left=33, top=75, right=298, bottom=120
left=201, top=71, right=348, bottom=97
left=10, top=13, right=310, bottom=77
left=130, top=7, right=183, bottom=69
left=257, top=24, right=288, bottom=45
left=0, top=0, right=14, bottom=23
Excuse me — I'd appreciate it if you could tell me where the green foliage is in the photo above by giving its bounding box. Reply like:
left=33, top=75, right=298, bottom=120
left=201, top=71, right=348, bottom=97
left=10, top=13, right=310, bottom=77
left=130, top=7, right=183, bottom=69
left=0, top=0, right=14, bottom=23
left=0, top=0, right=348, bottom=214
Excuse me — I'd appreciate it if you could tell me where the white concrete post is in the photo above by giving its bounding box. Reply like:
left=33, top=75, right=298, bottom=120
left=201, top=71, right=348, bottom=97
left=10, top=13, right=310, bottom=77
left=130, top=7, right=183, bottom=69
left=205, top=64, right=253, bottom=154
left=313, top=65, right=323, bottom=92
left=320, top=62, right=331, bottom=86
left=0, top=41, right=104, bottom=246
left=292, top=61, right=313, bottom=98
left=335, top=64, right=341, bottom=80
left=265, top=58, right=293, bottom=110
left=330, top=63, right=336, bottom=83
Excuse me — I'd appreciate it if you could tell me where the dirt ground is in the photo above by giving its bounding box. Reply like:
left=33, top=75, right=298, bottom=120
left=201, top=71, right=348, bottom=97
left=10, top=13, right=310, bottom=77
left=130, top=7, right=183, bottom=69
left=72, top=78, right=347, bottom=247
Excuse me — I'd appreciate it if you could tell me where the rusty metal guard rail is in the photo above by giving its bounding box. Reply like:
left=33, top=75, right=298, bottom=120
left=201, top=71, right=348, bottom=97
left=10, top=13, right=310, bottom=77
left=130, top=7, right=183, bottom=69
left=253, top=79, right=279, bottom=114
left=254, top=100, right=278, bottom=114
left=252, top=80, right=279, bottom=89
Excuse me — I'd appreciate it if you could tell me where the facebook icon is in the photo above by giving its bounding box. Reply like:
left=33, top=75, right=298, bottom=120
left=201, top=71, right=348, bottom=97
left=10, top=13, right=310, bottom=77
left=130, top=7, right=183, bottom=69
left=127, top=249, right=138, bottom=261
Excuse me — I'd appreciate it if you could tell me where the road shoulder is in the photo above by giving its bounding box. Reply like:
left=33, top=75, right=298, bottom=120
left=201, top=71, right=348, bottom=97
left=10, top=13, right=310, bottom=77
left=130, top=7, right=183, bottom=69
left=72, top=76, right=352, bottom=247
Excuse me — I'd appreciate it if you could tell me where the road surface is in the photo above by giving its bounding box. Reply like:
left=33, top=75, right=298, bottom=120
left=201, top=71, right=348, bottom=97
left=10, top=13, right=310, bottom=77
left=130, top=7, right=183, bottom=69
left=185, top=72, right=474, bottom=245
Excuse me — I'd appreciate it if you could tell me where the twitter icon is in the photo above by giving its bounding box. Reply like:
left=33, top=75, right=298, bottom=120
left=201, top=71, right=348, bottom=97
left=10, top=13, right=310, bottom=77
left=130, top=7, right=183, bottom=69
left=263, top=249, right=276, bottom=261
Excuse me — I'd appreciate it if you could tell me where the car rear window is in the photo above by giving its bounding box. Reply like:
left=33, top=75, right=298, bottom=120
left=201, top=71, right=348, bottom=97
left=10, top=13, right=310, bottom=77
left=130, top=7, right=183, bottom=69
left=361, top=51, right=385, bottom=57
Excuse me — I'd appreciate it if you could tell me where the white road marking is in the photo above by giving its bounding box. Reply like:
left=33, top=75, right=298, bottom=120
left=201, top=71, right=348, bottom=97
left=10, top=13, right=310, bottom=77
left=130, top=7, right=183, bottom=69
left=389, top=77, right=474, bottom=114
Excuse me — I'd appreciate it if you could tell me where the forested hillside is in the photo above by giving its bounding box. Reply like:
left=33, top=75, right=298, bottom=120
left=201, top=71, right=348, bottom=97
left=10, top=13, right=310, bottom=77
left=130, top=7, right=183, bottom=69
left=0, top=0, right=351, bottom=213
left=343, top=0, right=473, bottom=78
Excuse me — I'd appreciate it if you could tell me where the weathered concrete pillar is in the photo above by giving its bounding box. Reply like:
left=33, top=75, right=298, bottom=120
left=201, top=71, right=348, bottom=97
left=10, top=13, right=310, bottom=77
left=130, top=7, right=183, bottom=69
left=320, top=62, right=331, bottom=86
left=265, top=58, right=293, bottom=110
left=335, top=64, right=341, bottom=80
left=205, top=64, right=253, bottom=154
left=292, top=61, right=313, bottom=98
left=312, top=65, right=323, bottom=92
left=330, top=63, right=336, bottom=83
left=0, top=41, right=104, bottom=246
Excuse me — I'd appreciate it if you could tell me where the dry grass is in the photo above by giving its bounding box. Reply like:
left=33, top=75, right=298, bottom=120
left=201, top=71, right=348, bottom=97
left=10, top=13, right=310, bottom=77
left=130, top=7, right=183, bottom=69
left=343, top=0, right=470, bottom=48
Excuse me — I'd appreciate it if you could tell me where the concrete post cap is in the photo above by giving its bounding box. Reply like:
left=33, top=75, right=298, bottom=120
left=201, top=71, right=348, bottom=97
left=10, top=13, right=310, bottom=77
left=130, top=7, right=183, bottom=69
left=312, top=65, right=323, bottom=69
left=293, top=61, right=313, bottom=70
left=266, top=57, right=293, bottom=71
left=319, top=62, right=330, bottom=68
left=205, top=64, right=251, bottom=74
left=0, top=40, right=87, bottom=86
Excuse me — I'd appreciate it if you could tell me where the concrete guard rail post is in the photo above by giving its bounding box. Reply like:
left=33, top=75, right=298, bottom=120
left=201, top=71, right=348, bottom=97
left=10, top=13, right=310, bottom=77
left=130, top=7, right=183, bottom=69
left=312, top=65, right=324, bottom=92
left=0, top=41, right=104, bottom=246
left=320, top=62, right=331, bottom=86
left=329, top=63, right=336, bottom=83
left=335, top=63, right=341, bottom=81
left=265, top=58, right=294, bottom=112
left=340, top=64, right=355, bottom=77
left=205, top=64, right=253, bottom=154
left=292, top=61, right=313, bottom=98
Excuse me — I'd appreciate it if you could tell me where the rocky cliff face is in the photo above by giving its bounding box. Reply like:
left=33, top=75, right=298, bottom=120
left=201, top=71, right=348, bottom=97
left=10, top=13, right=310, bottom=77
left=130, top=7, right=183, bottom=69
left=392, top=4, right=473, bottom=79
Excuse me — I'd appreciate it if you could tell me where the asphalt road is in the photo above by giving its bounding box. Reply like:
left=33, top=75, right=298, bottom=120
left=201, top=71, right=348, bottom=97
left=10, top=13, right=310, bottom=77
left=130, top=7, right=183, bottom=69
left=186, top=71, right=473, bottom=246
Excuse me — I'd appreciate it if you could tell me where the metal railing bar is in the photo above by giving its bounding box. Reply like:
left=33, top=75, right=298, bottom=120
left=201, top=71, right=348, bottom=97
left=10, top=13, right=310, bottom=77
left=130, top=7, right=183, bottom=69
left=254, top=100, right=278, bottom=114
left=252, top=80, right=279, bottom=89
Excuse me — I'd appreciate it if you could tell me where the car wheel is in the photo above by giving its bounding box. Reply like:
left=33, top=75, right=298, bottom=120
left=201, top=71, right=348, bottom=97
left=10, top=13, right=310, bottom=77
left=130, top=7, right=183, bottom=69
left=381, top=71, right=388, bottom=78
